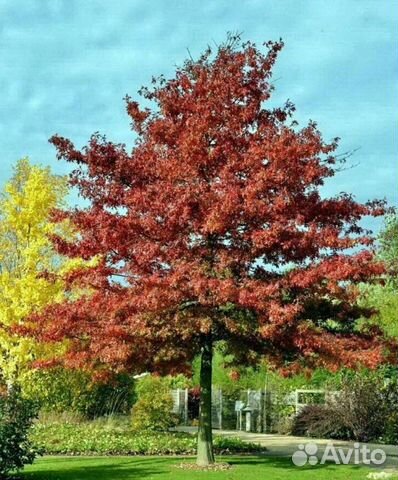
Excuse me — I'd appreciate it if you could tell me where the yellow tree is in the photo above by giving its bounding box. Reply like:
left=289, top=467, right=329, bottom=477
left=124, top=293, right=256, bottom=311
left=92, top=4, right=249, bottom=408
left=0, top=158, right=88, bottom=385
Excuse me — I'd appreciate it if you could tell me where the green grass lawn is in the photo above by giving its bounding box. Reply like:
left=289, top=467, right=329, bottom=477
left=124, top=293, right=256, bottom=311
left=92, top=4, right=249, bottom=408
left=20, top=455, right=373, bottom=480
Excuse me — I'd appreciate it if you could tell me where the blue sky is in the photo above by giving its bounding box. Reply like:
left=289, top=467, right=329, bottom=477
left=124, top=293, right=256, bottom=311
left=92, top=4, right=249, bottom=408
left=0, top=0, right=396, bottom=232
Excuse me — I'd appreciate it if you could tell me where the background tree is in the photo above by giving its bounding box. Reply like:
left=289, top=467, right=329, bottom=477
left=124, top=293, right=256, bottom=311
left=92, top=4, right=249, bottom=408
left=32, top=37, right=393, bottom=466
left=0, top=159, right=94, bottom=387
left=358, top=211, right=398, bottom=339
left=0, top=158, right=66, bottom=384
left=379, top=212, right=398, bottom=279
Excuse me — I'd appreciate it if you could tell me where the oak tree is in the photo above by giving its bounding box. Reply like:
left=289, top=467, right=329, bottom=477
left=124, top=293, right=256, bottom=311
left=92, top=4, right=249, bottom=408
left=33, top=37, right=392, bottom=465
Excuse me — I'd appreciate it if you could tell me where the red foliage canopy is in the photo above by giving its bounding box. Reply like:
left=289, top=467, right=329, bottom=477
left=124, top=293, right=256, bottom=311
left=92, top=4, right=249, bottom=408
left=31, top=38, right=392, bottom=376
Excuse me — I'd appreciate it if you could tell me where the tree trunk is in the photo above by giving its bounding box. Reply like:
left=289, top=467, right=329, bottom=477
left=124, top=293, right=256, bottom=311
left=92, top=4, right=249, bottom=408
left=196, top=335, right=215, bottom=466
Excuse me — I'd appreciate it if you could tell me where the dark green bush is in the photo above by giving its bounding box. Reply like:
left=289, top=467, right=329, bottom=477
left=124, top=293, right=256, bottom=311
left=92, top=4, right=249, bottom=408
left=0, top=388, right=38, bottom=478
left=291, top=404, right=351, bottom=440
left=84, top=374, right=136, bottom=419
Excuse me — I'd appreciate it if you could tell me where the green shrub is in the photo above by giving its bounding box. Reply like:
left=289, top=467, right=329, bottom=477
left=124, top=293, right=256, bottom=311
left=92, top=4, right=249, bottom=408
left=0, top=388, right=39, bottom=478
left=134, top=373, right=187, bottom=396
left=381, top=377, right=398, bottom=445
left=131, top=376, right=178, bottom=431
left=383, top=412, right=398, bottom=445
left=23, top=368, right=135, bottom=418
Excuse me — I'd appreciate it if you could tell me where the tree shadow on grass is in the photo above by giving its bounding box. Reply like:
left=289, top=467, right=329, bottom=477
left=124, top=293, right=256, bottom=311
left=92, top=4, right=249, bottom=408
left=19, top=457, right=172, bottom=480
left=18, top=455, right=372, bottom=480
left=226, top=454, right=367, bottom=473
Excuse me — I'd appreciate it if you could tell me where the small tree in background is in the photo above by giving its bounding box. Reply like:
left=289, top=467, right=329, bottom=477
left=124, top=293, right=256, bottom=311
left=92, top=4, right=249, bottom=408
left=0, top=158, right=68, bottom=385
left=31, top=36, right=394, bottom=466
left=379, top=212, right=398, bottom=278
left=359, top=212, right=398, bottom=339
left=0, top=158, right=97, bottom=389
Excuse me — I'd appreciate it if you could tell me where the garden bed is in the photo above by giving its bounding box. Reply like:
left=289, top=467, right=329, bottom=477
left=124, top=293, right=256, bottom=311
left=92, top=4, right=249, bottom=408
left=30, top=420, right=264, bottom=456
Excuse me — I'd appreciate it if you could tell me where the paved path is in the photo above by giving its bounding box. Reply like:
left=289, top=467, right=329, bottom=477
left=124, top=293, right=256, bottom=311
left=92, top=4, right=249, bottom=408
left=175, top=426, right=398, bottom=469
